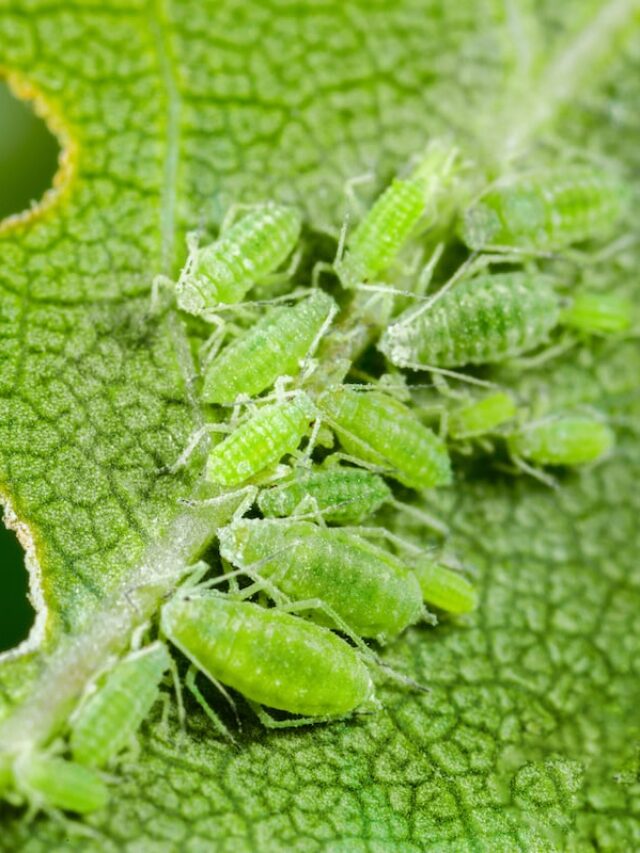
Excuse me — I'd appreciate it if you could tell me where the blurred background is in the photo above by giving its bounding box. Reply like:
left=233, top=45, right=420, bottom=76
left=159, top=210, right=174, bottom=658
left=0, top=80, right=59, bottom=650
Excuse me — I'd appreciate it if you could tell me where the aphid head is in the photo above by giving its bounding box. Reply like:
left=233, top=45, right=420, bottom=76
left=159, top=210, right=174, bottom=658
left=334, top=251, right=367, bottom=289
left=459, top=202, right=502, bottom=250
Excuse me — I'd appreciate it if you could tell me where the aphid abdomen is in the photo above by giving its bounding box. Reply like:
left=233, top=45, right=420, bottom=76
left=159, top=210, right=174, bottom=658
left=70, top=643, right=170, bottom=769
left=14, top=755, right=108, bottom=814
left=449, top=391, right=517, bottom=439
left=508, top=415, right=614, bottom=467
left=203, top=290, right=336, bottom=404
left=257, top=467, right=392, bottom=523
left=161, top=595, right=374, bottom=716
left=415, top=559, right=477, bottom=614
left=318, top=388, right=451, bottom=489
left=380, top=273, right=561, bottom=368
left=179, top=203, right=302, bottom=310
left=206, top=393, right=314, bottom=486
left=460, top=168, right=624, bottom=251
left=336, top=179, right=425, bottom=288
left=219, top=518, right=423, bottom=639
left=560, top=292, right=632, bottom=335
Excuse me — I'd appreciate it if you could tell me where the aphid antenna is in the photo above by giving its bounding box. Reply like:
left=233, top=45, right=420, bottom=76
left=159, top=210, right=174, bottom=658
left=338, top=524, right=435, bottom=557
left=149, top=274, right=175, bottom=317
left=505, top=337, right=577, bottom=371
left=394, top=250, right=481, bottom=328
left=246, top=700, right=356, bottom=731
left=320, top=450, right=396, bottom=479
left=394, top=361, right=500, bottom=390
left=168, top=422, right=233, bottom=473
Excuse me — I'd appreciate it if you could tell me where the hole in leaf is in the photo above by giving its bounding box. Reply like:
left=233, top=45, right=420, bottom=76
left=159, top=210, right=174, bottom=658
left=0, top=80, right=60, bottom=221
left=0, top=508, right=35, bottom=652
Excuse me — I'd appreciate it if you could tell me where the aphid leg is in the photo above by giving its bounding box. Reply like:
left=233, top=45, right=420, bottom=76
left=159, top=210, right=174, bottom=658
left=156, top=690, right=173, bottom=734
left=339, top=525, right=425, bottom=555
left=276, top=598, right=375, bottom=663
left=299, top=301, right=339, bottom=373
left=279, top=598, right=429, bottom=695
left=185, top=667, right=237, bottom=742
left=290, top=494, right=328, bottom=527
left=506, top=337, right=577, bottom=370
left=415, top=242, right=445, bottom=298
left=149, top=275, right=174, bottom=316
left=311, top=260, right=337, bottom=289
left=321, top=451, right=389, bottom=476
left=344, top=171, right=375, bottom=217
left=247, top=700, right=352, bottom=730
left=259, top=246, right=303, bottom=291
left=387, top=499, right=450, bottom=537
left=168, top=423, right=232, bottom=473
left=508, top=454, right=559, bottom=490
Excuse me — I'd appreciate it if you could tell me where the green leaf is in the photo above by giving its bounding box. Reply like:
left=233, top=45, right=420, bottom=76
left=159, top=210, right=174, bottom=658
left=1, top=0, right=639, bottom=848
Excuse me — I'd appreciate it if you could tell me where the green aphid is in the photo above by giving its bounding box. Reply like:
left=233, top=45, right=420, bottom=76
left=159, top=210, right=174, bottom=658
left=11, top=754, right=108, bottom=815
left=257, top=466, right=392, bottom=524
left=380, top=272, right=562, bottom=370
left=317, top=387, right=452, bottom=490
left=206, top=392, right=315, bottom=487
left=335, top=141, right=456, bottom=288
left=460, top=167, right=625, bottom=252
left=70, top=642, right=170, bottom=769
left=161, top=593, right=376, bottom=719
left=449, top=391, right=517, bottom=440
left=560, top=292, right=632, bottom=335
left=508, top=414, right=614, bottom=468
left=218, top=518, right=424, bottom=641
left=415, top=559, right=477, bottom=615
left=177, top=202, right=302, bottom=313
left=202, top=289, right=336, bottom=404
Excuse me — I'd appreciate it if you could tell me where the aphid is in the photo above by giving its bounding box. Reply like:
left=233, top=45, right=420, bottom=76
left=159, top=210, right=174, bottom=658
left=176, top=202, right=302, bottom=314
left=414, top=559, right=477, bottom=614
left=206, top=392, right=315, bottom=487
left=10, top=753, right=108, bottom=814
left=160, top=593, right=376, bottom=720
left=334, top=141, right=457, bottom=288
left=69, top=642, right=170, bottom=769
left=507, top=414, right=614, bottom=468
left=448, top=391, right=517, bottom=440
left=317, top=387, right=452, bottom=490
left=379, top=272, right=562, bottom=370
left=459, top=167, right=625, bottom=252
left=559, top=292, right=632, bottom=335
left=218, top=518, right=425, bottom=641
left=202, top=290, right=337, bottom=404
left=257, top=466, right=392, bottom=524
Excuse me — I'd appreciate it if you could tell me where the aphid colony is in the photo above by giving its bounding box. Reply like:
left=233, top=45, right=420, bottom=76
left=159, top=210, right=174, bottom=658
left=3, top=144, right=629, bottom=819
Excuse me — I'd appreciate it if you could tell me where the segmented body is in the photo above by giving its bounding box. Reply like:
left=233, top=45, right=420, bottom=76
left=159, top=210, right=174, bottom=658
left=380, top=273, right=561, bottom=368
left=449, top=391, right=517, bottom=439
left=219, top=518, right=424, bottom=640
left=415, top=559, right=477, bottom=614
left=460, top=167, right=625, bottom=251
left=335, top=143, right=455, bottom=287
left=318, top=388, right=452, bottom=489
left=257, top=466, right=392, bottom=524
left=206, top=393, right=315, bottom=486
left=508, top=415, right=614, bottom=466
left=203, top=290, right=336, bottom=404
left=13, top=754, right=108, bottom=814
left=177, top=203, right=302, bottom=313
left=161, top=594, right=374, bottom=716
left=70, top=643, right=170, bottom=768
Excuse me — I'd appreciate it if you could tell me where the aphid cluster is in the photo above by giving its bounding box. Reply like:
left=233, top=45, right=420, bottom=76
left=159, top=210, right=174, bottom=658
left=4, top=144, right=629, bottom=820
